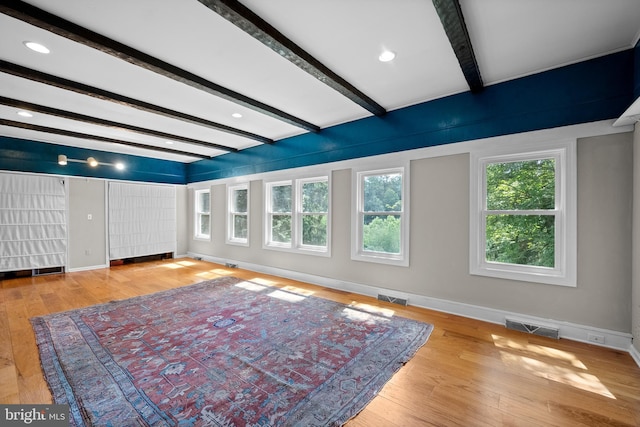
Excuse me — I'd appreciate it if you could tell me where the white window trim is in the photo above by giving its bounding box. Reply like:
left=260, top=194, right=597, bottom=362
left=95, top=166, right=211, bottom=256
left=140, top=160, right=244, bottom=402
left=226, top=183, right=249, bottom=246
left=194, top=188, right=211, bottom=241
left=351, top=165, right=410, bottom=267
left=469, top=139, right=577, bottom=286
left=263, top=175, right=331, bottom=257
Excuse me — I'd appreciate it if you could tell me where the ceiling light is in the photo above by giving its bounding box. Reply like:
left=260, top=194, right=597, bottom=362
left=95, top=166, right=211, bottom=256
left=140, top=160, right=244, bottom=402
left=378, top=50, right=396, bottom=62
left=232, top=113, right=243, bottom=118
left=17, top=111, right=33, bottom=118
left=165, top=141, right=174, bottom=145
left=57, top=154, right=124, bottom=170
left=24, top=41, right=50, bottom=54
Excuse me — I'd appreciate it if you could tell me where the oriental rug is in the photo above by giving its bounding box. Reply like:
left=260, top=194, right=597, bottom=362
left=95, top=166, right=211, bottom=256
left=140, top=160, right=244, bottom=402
left=31, top=276, right=433, bottom=426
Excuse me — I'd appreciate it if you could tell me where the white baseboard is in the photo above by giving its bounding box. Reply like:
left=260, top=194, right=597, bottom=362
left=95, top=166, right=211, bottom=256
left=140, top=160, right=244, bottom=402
left=188, top=252, right=634, bottom=354
left=67, top=263, right=109, bottom=273
left=630, top=345, right=640, bottom=368
left=66, top=254, right=188, bottom=273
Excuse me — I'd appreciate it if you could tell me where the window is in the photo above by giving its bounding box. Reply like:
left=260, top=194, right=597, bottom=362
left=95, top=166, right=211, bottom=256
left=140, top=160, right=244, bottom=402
left=470, top=141, right=576, bottom=286
left=264, top=176, right=330, bottom=255
left=299, top=177, right=329, bottom=249
left=227, top=184, right=249, bottom=245
left=194, top=189, right=210, bottom=240
left=266, top=181, right=292, bottom=247
left=352, top=167, right=409, bottom=266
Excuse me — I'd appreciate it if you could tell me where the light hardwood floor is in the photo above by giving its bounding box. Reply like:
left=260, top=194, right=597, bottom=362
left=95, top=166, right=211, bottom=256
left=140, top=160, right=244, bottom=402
left=1, top=259, right=639, bottom=426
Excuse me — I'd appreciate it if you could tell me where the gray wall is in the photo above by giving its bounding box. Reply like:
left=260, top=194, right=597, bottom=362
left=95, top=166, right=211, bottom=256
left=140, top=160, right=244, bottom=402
left=176, top=185, right=189, bottom=256
left=633, top=124, right=640, bottom=353
left=187, top=131, right=634, bottom=334
left=68, top=178, right=107, bottom=270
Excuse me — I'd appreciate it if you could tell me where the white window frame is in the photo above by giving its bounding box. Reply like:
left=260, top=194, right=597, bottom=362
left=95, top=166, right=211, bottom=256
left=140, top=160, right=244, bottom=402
left=227, top=183, right=249, bottom=246
left=470, top=139, right=576, bottom=286
left=194, top=189, right=211, bottom=240
left=351, top=166, right=409, bottom=267
left=264, top=175, right=331, bottom=256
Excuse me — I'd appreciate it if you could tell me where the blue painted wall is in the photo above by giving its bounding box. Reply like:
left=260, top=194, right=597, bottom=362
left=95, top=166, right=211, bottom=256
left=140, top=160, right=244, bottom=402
left=1, top=49, right=636, bottom=185
left=187, top=49, right=635, bottom=183
left=0, top=137, right=187, bottom=184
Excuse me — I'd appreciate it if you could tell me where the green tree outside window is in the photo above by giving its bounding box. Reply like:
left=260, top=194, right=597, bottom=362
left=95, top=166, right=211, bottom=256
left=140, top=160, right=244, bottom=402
left=362, top=173, right=402, bottom=254
left=485, top=159, right=555, bottom=268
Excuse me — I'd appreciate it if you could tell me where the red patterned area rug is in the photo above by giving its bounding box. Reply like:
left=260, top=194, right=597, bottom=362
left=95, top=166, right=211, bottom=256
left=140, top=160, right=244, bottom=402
left=31, top=276, right=433, bottom=426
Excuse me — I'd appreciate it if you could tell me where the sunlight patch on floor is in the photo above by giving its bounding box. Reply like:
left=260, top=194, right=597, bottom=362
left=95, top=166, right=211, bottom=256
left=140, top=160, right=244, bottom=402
left=176, top=260, right=196, bottom=267
left=249, top=277, right=277, bottom=286
left=235, top=281, right=267, bottom=292
left=492, top=334, right=587, bottom=369
left=342, top=307, right=391, bottom=324
left=160, top=263, right=184, bottom=270
left=210, top=268, right=235, bottom=275
left=280, top=285, right=315, bottom=297
left=195, top=272, right=218, bottom=279
left=348, top=302, right=395, bottom=318
left=498, top=351, right=616, bottom=399
left=268, top=289, right=306, bottom=303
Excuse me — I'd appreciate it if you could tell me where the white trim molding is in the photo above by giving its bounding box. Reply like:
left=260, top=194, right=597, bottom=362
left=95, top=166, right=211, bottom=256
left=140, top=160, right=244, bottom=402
left=630, top=345, right=640, bottom=368
left=67, top=263, right=109, bottom=273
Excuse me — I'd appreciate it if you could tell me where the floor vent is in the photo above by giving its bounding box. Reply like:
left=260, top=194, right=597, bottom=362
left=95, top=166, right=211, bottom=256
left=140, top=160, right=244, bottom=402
left=33, top=266, right=65, bottom=276
left=377, top=294, right=408, bottom=306
left=505, top=318, right=559, bottom=339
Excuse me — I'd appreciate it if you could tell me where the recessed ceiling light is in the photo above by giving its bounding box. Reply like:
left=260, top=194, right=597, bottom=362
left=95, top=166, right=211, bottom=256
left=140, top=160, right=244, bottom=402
left=165, top=141, right=174, bottom=145
left=232, top=113, right=243, bottom=118
left=115, top=162, right=125, bottom=170
left=17, top=111, right=33, bottom=118
left=378, top=50, right=396, bottom=63
left=24, top=41, right=50, bottom=54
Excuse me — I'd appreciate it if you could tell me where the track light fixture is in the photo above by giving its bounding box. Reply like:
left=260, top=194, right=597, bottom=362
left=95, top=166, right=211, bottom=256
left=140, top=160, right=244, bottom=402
left=57, top=154, right=124, bottom=170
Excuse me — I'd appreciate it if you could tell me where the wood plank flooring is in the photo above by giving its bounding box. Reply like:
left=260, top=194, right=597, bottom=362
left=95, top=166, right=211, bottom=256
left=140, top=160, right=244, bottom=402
left=1, top=259, right=639, bottom=426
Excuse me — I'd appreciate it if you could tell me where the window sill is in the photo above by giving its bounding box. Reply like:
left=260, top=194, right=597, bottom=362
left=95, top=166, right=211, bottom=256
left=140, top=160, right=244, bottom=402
left=263, top=243, right=331, bottom=257
left=470, top=263, right=576, bottom=287
left=351, top=251, right=409, bottom=267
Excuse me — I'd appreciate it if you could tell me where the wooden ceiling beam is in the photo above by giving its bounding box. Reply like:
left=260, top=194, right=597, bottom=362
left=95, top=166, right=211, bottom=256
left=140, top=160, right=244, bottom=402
left=0, top=0, right=319, bottom=132
left=432, top=0, right=484, bottom=93
left=0, top=96, right=238, bottom=153
left=198, top=0, right=386, bottom=116
left=0, top=60, right=273, bottom=144
left=0, top=119, right=211, bottom=160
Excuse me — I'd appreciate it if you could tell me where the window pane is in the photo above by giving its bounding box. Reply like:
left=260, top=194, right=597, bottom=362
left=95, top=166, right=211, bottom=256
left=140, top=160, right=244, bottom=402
left=233, top=188, right=248, bottom=213
left=233, top=214, right=247, bottom=239
left=271, top=214, right=291, bottom=243
left=363, top=214, right=401, bottom=254
left=302, top=214, right=327, bottom=246
left=302, top=181, right=328, bottom=213
left=198, top=191, right=210, bottom=213
left=485, top=214, right=555, bottom=267
left=271, top=185, right=291, bottom=213
left=199, top=214, right=210, bottom=235
left=486, top=159, right=555, bottom=210
left=363, top=173, right=402, bottom=212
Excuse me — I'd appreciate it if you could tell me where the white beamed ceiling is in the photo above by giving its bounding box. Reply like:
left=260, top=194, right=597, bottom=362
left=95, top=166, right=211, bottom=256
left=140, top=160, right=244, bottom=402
left=1, top=0, right=639, bottom=162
